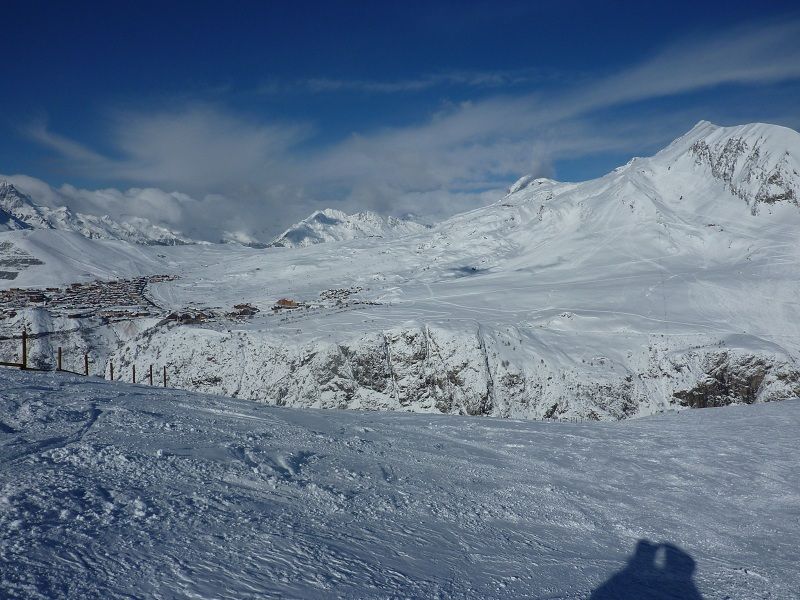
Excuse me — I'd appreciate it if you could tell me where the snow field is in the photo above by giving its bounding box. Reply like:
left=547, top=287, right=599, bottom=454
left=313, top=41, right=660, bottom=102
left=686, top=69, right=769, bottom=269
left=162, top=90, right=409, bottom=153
left=1, top=369, right=798, bottom=598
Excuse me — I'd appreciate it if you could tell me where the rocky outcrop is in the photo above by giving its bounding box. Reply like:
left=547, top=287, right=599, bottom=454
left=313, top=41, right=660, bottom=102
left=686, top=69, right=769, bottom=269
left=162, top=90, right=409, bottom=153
left=672, top=351, right=800, bottom=408
left=110, top=324, right=800, bottom=421
left=689, top=132, right=799, bottom=214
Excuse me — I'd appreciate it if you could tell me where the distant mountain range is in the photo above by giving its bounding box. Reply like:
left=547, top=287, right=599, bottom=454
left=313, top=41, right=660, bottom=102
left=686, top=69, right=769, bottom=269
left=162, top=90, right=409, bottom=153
left=0, top=180, right=193, bottom=245
left=1, top=179, right=432, bottom=249
left=267, top=208, right=431, bottom=248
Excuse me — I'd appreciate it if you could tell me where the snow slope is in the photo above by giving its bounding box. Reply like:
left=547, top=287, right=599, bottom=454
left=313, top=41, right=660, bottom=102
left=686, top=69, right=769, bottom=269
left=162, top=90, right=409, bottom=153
left=3, top=121, right=800, bottom=420
left=1, top=368, right=798, bottom=599
left=269, top=208, right=430, bottom=248
left=0, top=180, right=192, bottom=245
left=0, top=229, right=168, bottom=287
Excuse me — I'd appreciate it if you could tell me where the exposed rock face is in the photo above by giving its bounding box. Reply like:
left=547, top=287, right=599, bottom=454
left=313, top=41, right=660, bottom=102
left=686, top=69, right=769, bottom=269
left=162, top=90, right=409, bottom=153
left=688, top=123, right=800, bottom=214
left=672, top=352, right=800, bottom=408
left=0, top=241, right=43, bottom=280
left=113, top=326, right=498, bottom=415
left=111, top=325, right=800, bottom=421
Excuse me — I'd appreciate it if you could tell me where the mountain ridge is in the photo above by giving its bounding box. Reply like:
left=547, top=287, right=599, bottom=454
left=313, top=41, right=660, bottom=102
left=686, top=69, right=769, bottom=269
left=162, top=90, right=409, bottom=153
left=0, top=180, right=194, bottom=245
left=268, top=207, right=431, bottom=248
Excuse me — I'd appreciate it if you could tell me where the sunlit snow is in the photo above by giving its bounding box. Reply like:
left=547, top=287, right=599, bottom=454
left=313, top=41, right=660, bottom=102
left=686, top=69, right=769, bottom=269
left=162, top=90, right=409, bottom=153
left=1, top=369, right=798, bottom=598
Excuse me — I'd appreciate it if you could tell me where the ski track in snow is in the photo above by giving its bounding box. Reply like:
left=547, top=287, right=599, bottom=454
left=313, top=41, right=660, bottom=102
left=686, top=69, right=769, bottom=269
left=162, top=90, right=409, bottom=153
left=1, top=369, right=798, bottom=599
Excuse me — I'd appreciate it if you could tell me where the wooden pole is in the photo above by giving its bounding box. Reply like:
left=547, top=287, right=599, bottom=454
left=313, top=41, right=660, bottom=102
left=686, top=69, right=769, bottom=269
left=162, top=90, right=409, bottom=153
left=110, top=361, right=114, bottom=381
left=163, top=365, right=167, bottom=387
left=148, top=364, right=153, bottom=386
left=132, top=364, right=136, bottom=384
left=57, top=347, right=62, bottom=371
left=84, top=353, right=89, bottom=376
left=21, top=330, right=27, bottom=370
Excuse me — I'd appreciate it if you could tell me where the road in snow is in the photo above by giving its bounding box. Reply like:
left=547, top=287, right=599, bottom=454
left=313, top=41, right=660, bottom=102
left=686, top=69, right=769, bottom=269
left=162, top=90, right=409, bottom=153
left=1, top=369, right=797, bottom=599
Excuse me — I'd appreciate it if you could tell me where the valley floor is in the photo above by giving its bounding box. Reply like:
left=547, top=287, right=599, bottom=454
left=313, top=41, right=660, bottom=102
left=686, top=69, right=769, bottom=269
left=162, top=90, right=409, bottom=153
left=1, top=369, right=797, bottom=599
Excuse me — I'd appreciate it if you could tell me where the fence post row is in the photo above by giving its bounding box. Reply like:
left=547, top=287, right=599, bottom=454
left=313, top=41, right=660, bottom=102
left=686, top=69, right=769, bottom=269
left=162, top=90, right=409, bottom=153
left=21, top=330, right=27, bottom=370
left=5, top=330, right=172, bottom=391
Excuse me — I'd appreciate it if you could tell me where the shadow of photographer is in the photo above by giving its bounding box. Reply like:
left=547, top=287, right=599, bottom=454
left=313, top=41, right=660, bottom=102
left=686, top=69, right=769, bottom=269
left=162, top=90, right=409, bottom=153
left=591, top=539, right=703, bottom=599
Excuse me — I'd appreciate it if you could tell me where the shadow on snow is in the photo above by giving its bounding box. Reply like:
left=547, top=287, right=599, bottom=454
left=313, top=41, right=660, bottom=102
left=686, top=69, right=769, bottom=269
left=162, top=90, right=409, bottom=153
left=591, top=539, right=703, bottom=599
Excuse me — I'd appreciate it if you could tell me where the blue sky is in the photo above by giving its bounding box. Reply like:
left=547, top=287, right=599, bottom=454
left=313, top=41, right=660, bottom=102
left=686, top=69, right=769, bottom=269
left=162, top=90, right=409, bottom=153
left=2, top=0, right=799, bottom=239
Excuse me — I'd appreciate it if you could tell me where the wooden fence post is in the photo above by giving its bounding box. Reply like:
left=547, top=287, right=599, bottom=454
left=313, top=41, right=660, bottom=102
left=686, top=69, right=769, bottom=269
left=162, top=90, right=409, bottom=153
left=57, top=347, right=62, bottom=371
left=148, top=364, right=153, bottom=386
left=84, top=353, right=89, bottom=376
left=133, top=364, right=136, bottom=384
left=163, top=365, right=167, bottom=388
left=21, top=330, right=27, bottom=370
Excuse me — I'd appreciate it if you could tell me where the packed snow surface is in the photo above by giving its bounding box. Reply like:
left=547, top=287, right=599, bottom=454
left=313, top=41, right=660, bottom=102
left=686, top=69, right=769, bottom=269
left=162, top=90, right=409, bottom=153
left=1, top=369, right=798, bottom=599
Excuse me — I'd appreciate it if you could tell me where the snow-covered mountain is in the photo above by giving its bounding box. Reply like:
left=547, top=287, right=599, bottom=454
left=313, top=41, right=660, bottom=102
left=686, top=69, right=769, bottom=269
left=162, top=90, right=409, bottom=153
left=0, top=180, right=193, bottom=245
left=2, top=121, right=800, bottom=421
left=268, top=208, right=430, bottom=248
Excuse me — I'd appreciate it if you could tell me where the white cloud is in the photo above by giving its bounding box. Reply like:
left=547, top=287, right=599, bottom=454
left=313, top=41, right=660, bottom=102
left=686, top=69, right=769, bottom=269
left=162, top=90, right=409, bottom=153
left=574, top=19, right=800, bottom=111
left=24, top=107, right=311, bottom=192
left=108, top=108, right=311, bottom=188
left=257, top=69, right=558, bottom=95
left=26, top=120, right=109, bottom=167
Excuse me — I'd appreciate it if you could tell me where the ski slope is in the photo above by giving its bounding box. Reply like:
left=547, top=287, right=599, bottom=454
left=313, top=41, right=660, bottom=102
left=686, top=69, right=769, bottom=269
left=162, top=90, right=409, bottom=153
left=1, top=368, right=798, bottom=598
left=0, top=229, right=168, bottom=287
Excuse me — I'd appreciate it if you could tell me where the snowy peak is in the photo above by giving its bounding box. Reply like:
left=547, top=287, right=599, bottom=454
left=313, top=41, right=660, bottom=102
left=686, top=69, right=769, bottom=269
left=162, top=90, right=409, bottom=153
left=506, top=175, right=559, bottom=195
left=0, top=180, right=48, bottom=230
left=0, top=180, right=193, bottom=245
left=269, top=208, right=430, bottom=248
left=504, top=121, right=800, bottom=220
left=658, top=121, right=800, bottom=213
